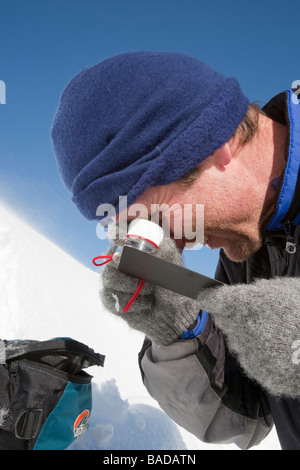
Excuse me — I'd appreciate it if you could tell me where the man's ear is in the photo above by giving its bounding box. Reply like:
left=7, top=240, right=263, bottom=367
left=212, top=142, right=232, bottom=168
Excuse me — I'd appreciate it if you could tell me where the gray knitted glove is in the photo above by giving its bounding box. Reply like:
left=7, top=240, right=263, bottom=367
left=100, top=225, right=300, bottom=398
left=199, top=277, right=300, bottom=399
left=99, top=238, right=201, bottom=346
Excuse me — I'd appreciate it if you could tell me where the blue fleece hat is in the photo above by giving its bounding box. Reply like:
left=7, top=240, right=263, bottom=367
left=51, top=51, right=249, bottom=221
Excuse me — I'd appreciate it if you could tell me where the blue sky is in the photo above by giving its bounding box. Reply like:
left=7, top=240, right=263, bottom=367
left=0, top=0, right=299, bottom=278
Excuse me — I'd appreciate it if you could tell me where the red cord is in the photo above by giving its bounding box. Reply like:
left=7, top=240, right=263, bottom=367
left=122, top=279, right=145, bottom=313
left=92, top=254, right=114, bottom=266
left=92, top=254, right=145, bottom=313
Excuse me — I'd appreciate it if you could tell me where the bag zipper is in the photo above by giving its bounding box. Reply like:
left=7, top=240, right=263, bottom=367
left=9, top=361, right=19, bottom=403
left=20, top=358, right=93, bottom=384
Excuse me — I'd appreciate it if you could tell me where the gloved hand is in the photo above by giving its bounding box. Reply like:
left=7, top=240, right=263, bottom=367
left=201, top=277, right=300, bottom=398
left=99, top=236, right=201, bottom=346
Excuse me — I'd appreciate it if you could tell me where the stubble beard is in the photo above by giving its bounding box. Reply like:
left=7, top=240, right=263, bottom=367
left=204, top=214, right=264, bottom=263
left=222, top=231, right=263, bottom=263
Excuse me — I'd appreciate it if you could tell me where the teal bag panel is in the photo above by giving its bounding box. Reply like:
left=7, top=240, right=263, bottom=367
left=34, top=381, right=92, bottom=450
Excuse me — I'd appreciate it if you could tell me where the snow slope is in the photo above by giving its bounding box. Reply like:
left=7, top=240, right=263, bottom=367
left=0, top=201, right=280, bottom=450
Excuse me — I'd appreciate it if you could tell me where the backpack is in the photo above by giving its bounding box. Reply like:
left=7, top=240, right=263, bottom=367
left=0, top=337, right=105, bottom=450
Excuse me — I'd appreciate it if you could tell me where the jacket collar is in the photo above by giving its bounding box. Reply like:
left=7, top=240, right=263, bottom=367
left=264, top=89, right=300, bottom=232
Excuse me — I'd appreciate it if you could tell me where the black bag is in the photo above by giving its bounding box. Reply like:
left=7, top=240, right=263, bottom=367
left=0, top=337, right=105, bottom=450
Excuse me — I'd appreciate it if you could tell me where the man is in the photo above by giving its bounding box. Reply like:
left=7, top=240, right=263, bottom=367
left=51, top=52, right=300, bottom=450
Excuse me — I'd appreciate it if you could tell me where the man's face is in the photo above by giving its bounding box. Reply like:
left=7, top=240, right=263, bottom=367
left=126, top=152, right=267, bottom=263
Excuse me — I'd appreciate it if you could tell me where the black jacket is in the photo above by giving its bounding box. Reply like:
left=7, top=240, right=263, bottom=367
left=215, top=90, right=300, bottom=450
left=139, top=90, right=300, bottom=450
left=215, top=229, right=300, bottom=450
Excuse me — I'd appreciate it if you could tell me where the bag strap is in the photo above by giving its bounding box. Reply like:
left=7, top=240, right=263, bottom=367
left=1, top=338, right=105, bottom=370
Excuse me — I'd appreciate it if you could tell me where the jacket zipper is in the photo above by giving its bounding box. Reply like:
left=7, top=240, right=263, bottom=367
left=284, top=222, right=297, bottom=254
left=284, top=222, right=300, bottom=276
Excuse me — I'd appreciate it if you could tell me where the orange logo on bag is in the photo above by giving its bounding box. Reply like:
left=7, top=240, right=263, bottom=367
left=73, top=409, right=90, bottom=438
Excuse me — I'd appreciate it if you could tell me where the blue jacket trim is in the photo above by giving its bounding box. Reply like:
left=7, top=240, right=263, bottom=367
left=267, top=89, right=300, bottom=231
left=181, top=310, right=208, bottom=339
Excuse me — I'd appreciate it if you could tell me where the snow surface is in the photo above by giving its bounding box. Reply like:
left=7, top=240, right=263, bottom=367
left=0, top=201, right=281, bottom=450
